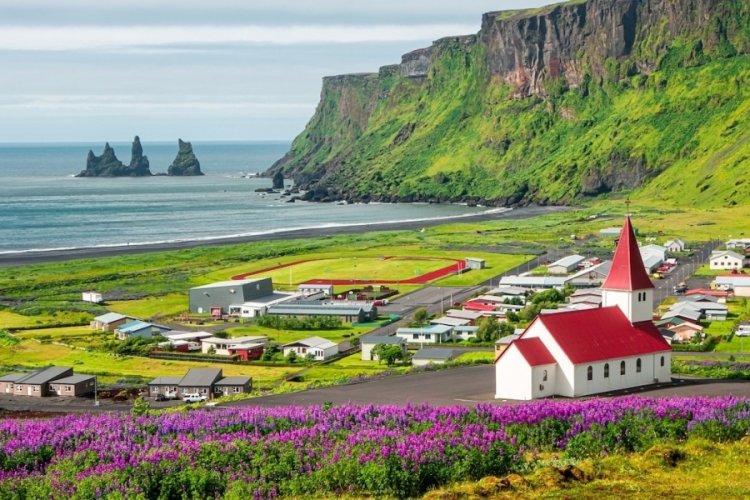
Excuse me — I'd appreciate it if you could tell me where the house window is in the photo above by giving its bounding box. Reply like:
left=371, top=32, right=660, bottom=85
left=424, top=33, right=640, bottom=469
left=636, top=358, right=642, bottom=373
left=604, top=363, right=609, bottom=378
left=542, top=369, right=548, bottom=382
left=661, top=356, right=665, bottom=367
left=65, top=385, right=71, bottom=391
left=413, top=334, right=419, bottom=340
left=424, top=334, right=431, bottom=340
left=620, top=361, right=626, bottom=375
left=587, top=366, right=593, bottom=381
left=233, top=387, right=240, bottom=393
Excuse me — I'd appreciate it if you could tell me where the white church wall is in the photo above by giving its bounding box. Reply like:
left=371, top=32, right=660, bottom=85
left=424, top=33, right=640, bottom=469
left=495, top=345, right=533, bottom=400
left=530, top=364, right=557, bottom=399
left=572, top=353, right=669, bottom=397
left=602, top=289, right=653, bottom=323
left=531, top=324, right=576, bottom=397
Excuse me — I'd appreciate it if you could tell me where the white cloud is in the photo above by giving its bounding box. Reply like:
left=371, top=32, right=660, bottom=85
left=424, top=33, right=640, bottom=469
left=0, top=24, right=479, bottom=51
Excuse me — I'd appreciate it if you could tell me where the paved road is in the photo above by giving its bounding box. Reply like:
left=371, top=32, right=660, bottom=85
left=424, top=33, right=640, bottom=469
left=652, top=240, right=720, bottom=308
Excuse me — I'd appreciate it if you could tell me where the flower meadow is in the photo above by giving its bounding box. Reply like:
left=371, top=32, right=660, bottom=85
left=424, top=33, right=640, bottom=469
left=1, top=396, right=749, bottom=498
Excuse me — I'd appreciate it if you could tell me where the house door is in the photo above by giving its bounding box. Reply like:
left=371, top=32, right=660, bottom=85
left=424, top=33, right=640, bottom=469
left=28, top=386, right=32, bottom=396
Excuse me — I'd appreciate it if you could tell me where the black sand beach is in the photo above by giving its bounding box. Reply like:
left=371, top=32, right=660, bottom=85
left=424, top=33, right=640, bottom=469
left=0, top=205, right=568, bottom=267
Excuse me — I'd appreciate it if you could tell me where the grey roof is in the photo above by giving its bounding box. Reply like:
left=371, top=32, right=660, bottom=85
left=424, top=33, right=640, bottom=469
left=496, top=334, right=521, bottom=345
left=397, top=324, right=453, bottom=335
left=241, top=292, right=297, bottom=305
left=0, top=373, right=26, bottom=382
left=499, top=276, right=567, bottom=288
left=269, top=302, right=371, bottom=316
left=454, top=325, right=479, bottom=332
left=179, top=368, right=223, bottom=387
left=149, top=377, right=183, bottom=385
left=412, top=348, right=455, bottom=361
left=361, top=335, right=406, bottom=345
left=215, top=376, right=251, bottom=386
left=93, top=312, right=128, bottom=324
left=191, top=278, right=267, bottom=289
left=50, top=374, right=95, bottom=385
left=16, top=366, right=72, bottom=385
left=549, top=255, right=585, bottom=268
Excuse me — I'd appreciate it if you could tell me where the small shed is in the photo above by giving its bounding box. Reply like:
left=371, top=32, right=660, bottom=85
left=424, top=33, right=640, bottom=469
left=465, top=258, right=485, bottom=270
left=82, top=291, right=103, bottom=304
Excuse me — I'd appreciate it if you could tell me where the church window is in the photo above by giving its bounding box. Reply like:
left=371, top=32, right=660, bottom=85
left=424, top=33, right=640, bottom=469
left=587, top=366, right=593, bottom=381
left=620, top=360, right=626, bottom=375
left=636, top=358, right=642, bottom=373
left=660, top=356, right=665, bottom=367
left=604, top=363, right=609, bottom=378
left=543, top=369, right=548, bottom=382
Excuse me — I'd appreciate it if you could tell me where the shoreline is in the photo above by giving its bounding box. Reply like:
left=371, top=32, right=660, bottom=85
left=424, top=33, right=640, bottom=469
left=0, top=205, right=568, bottom=267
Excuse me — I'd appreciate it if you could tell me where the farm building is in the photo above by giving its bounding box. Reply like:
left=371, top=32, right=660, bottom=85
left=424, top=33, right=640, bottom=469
left=282, top=337, right=339, bottom=361
left=189, top=278, right=274, bottom=315
left=464, top=257, right=486, bottom=270
left=201, top=336, right=267, bottom=356
left=49, top=374, right=97, bottom=397
left=360, top=335, right=407, bottom=361
left=547, top=255, right=585, bottom=275
left=495, top=215, right=671, bottom=400
left=114, top=320, right=170, bottom=341
left=227, top=292, right=299, bottom=318
left=267, top=301, right=377, bottom=323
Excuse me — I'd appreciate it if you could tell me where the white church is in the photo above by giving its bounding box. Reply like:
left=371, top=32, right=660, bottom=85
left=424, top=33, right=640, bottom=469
left=495, top=215, right=672, bottom=400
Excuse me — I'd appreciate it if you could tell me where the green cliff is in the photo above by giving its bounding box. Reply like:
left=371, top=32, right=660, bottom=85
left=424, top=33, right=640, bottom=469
left=268, top=0, right=750, bottom=207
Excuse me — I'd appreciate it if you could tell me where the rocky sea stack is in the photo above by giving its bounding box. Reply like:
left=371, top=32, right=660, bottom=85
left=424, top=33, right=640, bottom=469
left=167, top=139, right=203, bottom=176
left=77, top=136, right=152, bottom=177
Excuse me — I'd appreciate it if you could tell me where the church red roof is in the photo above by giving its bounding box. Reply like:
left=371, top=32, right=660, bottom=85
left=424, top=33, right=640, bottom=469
left=536, top=306, right=670, bottom=364
left=601, top=216, right=654, bottom=291
left=511, top=337, right=556, bottom=366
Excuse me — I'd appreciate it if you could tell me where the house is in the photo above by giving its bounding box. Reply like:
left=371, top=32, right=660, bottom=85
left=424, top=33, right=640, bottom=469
left=176, top=368, right=223, bottom=398
left=431, top=316, right=471, bottom=328
left=465, top=257, right=486, bottom=270
left=360, top=335, right=407, bottom=361
left=453, top=325, right=479, bottom=341
left=547, top=255, right=585, bottom=275
left=228, top=344, right=265, bottom=361
left=227, top=292, right=300, bottom=318
left=267, top=302, right=377, bottom=323
left=299, top=283, right=334, bottom=296
left=495, top=215, right=671, bottom=400
left=495, top=333, right=521, bottom=355
left=213, top=376, right=252, bottom=396
left=48, top=374, right=97, bottom=397
left=725, top=238, right=750, bottom=250
left=661, top=307, right=702, bottom=324
left=282, top=336, right=339, bottom=361
left=147, top=376, right=182, bottom=398
left=445, top=309, right=485, bottom=323
left=487, top=286, right=527, bottom=303
left=396, top=324, right=453, bottom=344
left=664, top=239, right=686, bottom=253
left=201, top=336, right=267, bottom=356
left=713, top=275, right=750, bottom=296
left=189, top=278, right=274, bottom=315
left=12, top=366, right=74, bottom=397
left=640, top=253, right=663, bottom=273
left=463, top=301, right=498, bottom=313
left=668, top=322, right=704, bottom=344
left=114, top=320, right=170, bottom=341
left=81, top=291, right=103, bottom=304
left=685, top=288, right=729, bottom=302
left=565, top=261, right=612, bottom=287
left=0, top=373, right=28, bottom=394
left=569, top=289, right=603, bottom=307
left=710, top=251, right=745, bottom=271
left=412, top=348, right=456, bottom=366
left=90, top=312, right=132, bottom=332
left=669, top=300, right=728, bottom=321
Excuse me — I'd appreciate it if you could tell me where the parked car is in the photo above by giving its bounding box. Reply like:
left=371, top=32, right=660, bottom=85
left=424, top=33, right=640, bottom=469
left=154, top=392, right=177, bottom=402
left=673, top=282, right=688, bottom=294
left=183, top=394, right=208, bottom=403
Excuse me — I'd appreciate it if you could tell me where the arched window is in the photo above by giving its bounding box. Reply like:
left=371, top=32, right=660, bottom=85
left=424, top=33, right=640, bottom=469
left=604, top=363, right=609, bottom=378
left=620, top=360, right=626, bottom=375
left=587, top=366, right=593, bottom=381
left=661, top=356, right=665, bottom=367
left=636, top=358, right=642, bottom=373
left=543, top=369, right=548, bottom=382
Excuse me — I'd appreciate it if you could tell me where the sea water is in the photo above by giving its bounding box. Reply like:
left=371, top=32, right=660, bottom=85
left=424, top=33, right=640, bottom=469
left=0, top=141, right=491, bottom=253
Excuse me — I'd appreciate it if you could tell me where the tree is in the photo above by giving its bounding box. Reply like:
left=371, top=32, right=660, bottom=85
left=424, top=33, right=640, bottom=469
left=207, top=346, right=216, bottom=355
left=372, top=343, right=405, bottom=366
left=477, top=316, right=500, bottom=342
left=131, top=396, right=150, bottom=417
left=413, top=307, right=429, bottom=325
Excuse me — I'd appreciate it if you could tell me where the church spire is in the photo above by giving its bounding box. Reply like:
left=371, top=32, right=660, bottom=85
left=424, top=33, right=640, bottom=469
left=602, top=213, right=654, bottom=291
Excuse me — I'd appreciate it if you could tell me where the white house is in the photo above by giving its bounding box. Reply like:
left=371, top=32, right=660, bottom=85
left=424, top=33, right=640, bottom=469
left=360, top=335, right=407, bottom=361
left=395, top=324, right=453, bottom=344
left=201, top=336, right=267, bottom=356
left=664, top=239, right=685, bottom=253
left=227, top=292, right=299, bottom=318
left=726, top=239, right=750, bottom=250
left=495, top=215, right=671, bottom=400
left=487, top=286, right=527, bottom=303
left=710, top=251, right=745, bottom=271
left=282, top=336, right=338, bottom=361
left=714, top=275, right=750, bottom=296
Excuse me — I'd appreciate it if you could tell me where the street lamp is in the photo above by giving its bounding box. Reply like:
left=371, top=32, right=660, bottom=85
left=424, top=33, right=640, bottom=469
left=94, top=377, right=99, bottom=407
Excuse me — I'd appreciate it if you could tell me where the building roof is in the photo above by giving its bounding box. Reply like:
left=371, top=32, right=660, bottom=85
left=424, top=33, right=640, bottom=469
left=149, top=376, right=183, bottom=385
left=361, top=335, right=406, bottom=346
left=116, top=320, right=152, bottom=333
left=463, top=301, right=498, bottom=311
left=0, top=373, right=26, bottom=382
left=163, top=331, right=214, bottom=341
left=685, top=288, right=729, bottom=298
left=488, top=285, right=528, bottom=296
left=715, top=275, right=750, bottom=286
left=679, top=294, right=718, bottom=304
left=711, top=250, right=744, bottom=261
left=412, top=348, right=455, bottom=361
left=535, top=306, right=670, bottom=364
left=50, top=374, right=95, bottom=385
left=179, top=368, right=223, bottom=387
left=396, top=324, right=453, bottom=335
left=601, top=216, right=654, bottom=291
left=299, top=282, right=334, bottom=289
left=454, top=325, right=479, bottom=332
left=16, top=366, right=72, bottom=385
left=215, top=376, right=251, bottom=386
left=661, top=309, right=702, bottom=322
left=93, top=312, right=128, bottom=324
left=549, top=254, right=585, bottom=269
left=191, top=278, right=267, bottom=290
left=282, top=336, right=337, bottom=349
left=240, top=292, right=298, bottom=306
left=511, top=337, right=556, bottom=366
left=499, top=276, right=567, bottom=288
left=445, top=309, right=485, bottom=320
left=202, top=335, right=267, bottom=346
left=431, top=316, right=471, bottom=327
left=496, top=333, right=521, bottom=345
left=268, top=302, right=372, bottom=316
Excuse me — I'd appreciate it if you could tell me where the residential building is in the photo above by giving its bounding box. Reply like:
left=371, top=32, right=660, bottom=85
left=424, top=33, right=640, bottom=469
left=282, top=336, right=339, bottom=361
left=395, top=324, right=453, bottom=344
left=148, top=368, right=251, bottom=400
left=726, top=239, right=750, bottom=250
left=714, top=275, right=750, bottom=296
left=710, top=251, right=745, bottom=271
left=360, top=335, right=407, bottom=361
left=227, top=292, right=299, bottom=318
left=176, top=368, right=223, bottom=398
left=0, top=374, right=27, bottom=394
left=445, top=309, right=485, bottom=323
left=412, top=348, right=456, bottom=366
left=495, top=215, right=671, bottom=400
left=498, top=276, right=567, bottom=290
left=48, top=375, right=96, bottom=397
left=201, top=336, right=267, bottom=356
left=453, top=325, right=479, bottom=341
left=148, top=377, right=182, bottom=398
left=12, top=366, right=74, bottom=397
left=431, top=316, right=471, bottom=328
left=298, top=283, right=334, bottom=296
left=189, top=278, right=274, bottom=315
left=213, top=377, right=252, bottom=396
left=90, top=312, right=131, bottom=332
left=486, top=285, right=528, bottom=303
left=664, top=239, right=686, bottom=253
left=114, top=320, right=170, bottom=341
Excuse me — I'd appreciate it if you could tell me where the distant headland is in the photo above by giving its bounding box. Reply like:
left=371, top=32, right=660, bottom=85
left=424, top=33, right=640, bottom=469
left=76, top=137, right=203, bottom=177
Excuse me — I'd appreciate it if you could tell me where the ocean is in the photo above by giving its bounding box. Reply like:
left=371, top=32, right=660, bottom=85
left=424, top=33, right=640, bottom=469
left=0, top=141, right=491, bottom=253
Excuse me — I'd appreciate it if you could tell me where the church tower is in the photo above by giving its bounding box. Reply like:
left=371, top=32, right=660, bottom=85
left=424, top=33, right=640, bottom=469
left=601, top=214, right=655, bottom=323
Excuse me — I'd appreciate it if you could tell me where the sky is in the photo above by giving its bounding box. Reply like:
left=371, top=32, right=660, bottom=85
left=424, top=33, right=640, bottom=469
left=1, top=1, right=551, bottom=143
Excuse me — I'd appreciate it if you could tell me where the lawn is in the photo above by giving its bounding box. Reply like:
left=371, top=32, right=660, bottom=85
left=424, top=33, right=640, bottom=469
left=435, top=253, right=533, bottom=286
left=0, top=310, right=90, bottom=329
left=280, top=353, right=409, bottom=387
left=107, top=293, right=187, bottom=320
left=0, top=339, right=297, bottom=388
left=454, top=351, right=495, bottom=363
left=223, top=324, right=372, bottom=344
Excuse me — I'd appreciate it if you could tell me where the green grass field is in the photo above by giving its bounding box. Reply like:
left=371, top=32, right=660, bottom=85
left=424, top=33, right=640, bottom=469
left=107, top=293, right=187, bottom=320
left=224, top=324, right=371, bottom=345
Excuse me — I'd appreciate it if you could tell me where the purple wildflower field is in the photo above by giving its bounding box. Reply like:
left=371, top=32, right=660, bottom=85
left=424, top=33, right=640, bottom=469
left=1, top=396, right=749, bottom=498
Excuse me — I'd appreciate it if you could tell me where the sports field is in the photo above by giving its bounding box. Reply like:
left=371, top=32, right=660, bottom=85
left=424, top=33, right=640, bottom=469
left=232, top=256, right=465, bottom=285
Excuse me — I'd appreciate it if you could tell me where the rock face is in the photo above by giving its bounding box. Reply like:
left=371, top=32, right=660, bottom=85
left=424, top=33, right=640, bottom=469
left=272, top=171, right=284, bottom=189
left=77, top=136, right=152, bottom=177
left=167, top=139, right=203, bottom=176
left=267, top=0, right=750, bottom=207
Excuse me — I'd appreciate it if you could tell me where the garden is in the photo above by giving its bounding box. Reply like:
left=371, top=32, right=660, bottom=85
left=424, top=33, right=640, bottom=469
left=1, top=396, right=749, bottom=498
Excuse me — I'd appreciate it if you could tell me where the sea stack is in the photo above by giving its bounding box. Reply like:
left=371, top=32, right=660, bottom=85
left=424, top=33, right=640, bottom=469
left=272, top=171, right=284, bottom=189
left=167, top=139, right=204, bottom=176
left=76, top=136, right=152, bottom=177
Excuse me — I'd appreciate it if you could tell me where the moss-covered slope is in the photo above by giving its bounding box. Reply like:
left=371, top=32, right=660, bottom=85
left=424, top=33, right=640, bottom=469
left=268, top=0, right=750, bottom=207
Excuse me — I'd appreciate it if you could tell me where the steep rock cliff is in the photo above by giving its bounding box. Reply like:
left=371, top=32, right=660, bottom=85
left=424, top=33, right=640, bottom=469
left=167, top=139, right=204, bottom=176
left=269, top=0, right=750, bottom=207
left=77, top=136, right=152, bottom=177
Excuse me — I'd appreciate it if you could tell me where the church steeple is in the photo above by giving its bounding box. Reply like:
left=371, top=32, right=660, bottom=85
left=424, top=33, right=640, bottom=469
left=601, top=211, right=654, bottom=323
